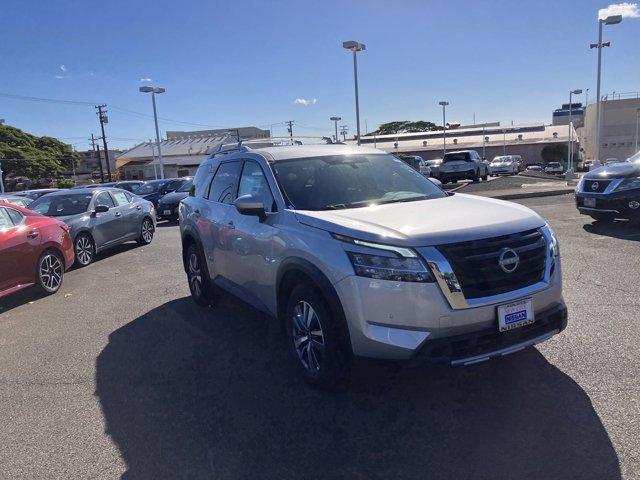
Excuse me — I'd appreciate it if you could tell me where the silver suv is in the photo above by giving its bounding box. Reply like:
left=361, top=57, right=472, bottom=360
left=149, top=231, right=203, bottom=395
left=180, top=144, right=567, bottom=388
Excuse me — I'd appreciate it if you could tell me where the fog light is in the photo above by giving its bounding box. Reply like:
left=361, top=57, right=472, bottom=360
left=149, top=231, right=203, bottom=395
left=629, top=201, right=640, bottom=210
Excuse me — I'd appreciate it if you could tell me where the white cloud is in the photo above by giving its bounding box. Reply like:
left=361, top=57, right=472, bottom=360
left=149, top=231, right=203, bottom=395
left=54, top=75, right=64, bottom=79
left=60, top=64, right=67, bottom=72
left=140, top=77, right=152, bottom=82
left=294, top=98, right=317, bottom=106
left=598, top=2, right=640, bottom=19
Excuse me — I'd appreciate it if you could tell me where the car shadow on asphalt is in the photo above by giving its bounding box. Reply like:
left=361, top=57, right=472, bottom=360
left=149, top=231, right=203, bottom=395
left=95, top=296, right=621, bottom=480
left=583, top=220, right=640, bottom=241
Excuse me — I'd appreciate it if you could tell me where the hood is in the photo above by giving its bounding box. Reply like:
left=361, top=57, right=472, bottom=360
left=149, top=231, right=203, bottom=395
left=584, top=161, right=639, bottom=180
left=294, top=193, right=546, bottom=247
left=159, top=191, right=189, bottom=203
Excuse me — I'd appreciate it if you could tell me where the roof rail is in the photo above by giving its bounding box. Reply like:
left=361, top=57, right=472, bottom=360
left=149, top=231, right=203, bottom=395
left=211, top=140, right=251, bottom=157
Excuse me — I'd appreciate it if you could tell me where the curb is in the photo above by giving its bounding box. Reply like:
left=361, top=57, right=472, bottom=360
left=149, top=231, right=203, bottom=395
left=477, top=188, right=575, bottom=201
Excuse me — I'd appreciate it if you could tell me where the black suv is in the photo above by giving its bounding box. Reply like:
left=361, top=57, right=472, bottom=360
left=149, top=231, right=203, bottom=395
left=575, top=154, right=640, bottom=222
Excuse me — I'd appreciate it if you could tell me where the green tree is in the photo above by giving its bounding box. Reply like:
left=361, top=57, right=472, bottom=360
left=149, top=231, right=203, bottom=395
left=541, top=144, right=568, bottom=165
left=368, top=120, right=440, bottom=136
left=0, top=124, right=77, bottom=179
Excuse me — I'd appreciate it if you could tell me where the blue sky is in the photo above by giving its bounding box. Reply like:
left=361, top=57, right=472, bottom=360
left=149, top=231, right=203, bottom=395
left=1, top=0, right=639, bottom=151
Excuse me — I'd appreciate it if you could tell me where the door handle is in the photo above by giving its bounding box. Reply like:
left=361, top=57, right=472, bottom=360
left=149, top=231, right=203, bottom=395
left=115, top=212, right=122, bottom=217
left=27, top=230, right=39, bottom=239
left=227, top=220, right=234, bottom=227
left=136, top=205, right=142, bottom=210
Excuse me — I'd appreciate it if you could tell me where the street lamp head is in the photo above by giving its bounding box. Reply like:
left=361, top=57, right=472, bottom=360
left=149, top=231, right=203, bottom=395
left=139, top=86, right=165, bottom=94
left=571, top=89, right=583, bottom=95
left=438, top=101, right=449, bottom=106
left=343, top=40, right=365, bottom=52
left=330, top=116, right=342, bottom=121
left=602, top=14, right=622, bottom=25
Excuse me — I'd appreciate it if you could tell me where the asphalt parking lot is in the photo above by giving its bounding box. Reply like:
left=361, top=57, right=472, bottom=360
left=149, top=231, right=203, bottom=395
left=1, top=194, right=639, bottom=479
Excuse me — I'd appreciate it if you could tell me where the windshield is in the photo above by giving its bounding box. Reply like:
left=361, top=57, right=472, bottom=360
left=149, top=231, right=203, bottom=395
left=133, top=182, right=163, bottom=195
left=443, top=152, right=471, bottom=163
left=492, top=156, right=509, bottom=163
left=177, top=180, right=193, bottom=192
left=271, top=154, right=446, bottom=211
left=29, top=193, right=93, bottom=216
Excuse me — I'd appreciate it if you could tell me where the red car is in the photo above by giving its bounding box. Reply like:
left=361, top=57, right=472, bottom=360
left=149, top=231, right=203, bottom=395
left=0, top=201, right=74, bottom=298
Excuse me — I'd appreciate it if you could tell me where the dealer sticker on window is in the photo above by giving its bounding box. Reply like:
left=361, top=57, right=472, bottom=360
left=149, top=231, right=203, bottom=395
left=497, top=298, right=534, bottom=332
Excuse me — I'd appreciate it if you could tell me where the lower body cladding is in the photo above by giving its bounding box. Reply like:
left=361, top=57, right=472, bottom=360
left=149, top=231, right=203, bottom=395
left=334, top=270, right=565, bottom=365
left=576, top=190, right=640, bottom=220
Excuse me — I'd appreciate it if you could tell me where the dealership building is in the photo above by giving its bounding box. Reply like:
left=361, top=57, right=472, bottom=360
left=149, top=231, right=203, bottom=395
left=115, top=127, right=270, bottom=180
left=347, top=123, right=576, bottom=164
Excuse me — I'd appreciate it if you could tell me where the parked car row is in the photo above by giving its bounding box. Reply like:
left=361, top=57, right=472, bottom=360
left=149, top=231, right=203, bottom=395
left=0, top=187, right=157, bottom=299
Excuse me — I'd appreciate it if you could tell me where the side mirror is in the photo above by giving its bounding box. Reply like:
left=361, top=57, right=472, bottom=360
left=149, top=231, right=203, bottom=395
left=234, top=194, right=266, bottom=221
left=94, top=204, right=110, bottom=213
left=428, top=177, right=443, bottom=188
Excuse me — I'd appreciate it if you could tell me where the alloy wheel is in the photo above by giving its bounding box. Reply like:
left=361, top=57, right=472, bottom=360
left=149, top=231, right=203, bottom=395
left=188, top=251, right=202, bottom=298
left=75, top=236, right=93, bottom=265
left=292, top=301, right=325, bottom=371
left=141, top=219, right=154, bottom=243
left=39, top=253, right=63, bottom=292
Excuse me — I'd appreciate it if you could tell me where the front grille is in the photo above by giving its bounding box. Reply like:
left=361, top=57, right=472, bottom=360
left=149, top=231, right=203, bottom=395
left=583, top=179, right=611, bottom=193
left=437, top=229, right=547, bottom=299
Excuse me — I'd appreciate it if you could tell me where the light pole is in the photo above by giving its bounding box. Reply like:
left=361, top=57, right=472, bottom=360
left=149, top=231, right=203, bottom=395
left=482, top=123, right=486, bottom=159
left=0, top=160, right=4, bottom=193
left=139, top=86, right=166, bottom=179
left=567, top=89, right=582, bottom=174
left=330, top=116, right=341, bottom=143
left=343, top=41, right=365, bottom=145
left=635, top=108, right=640, bottom=153
left=591, top=14, right=622, bottom=167
left=502, top=129, right=507, bottom=155
left=439, top=101, right=449, bottom=157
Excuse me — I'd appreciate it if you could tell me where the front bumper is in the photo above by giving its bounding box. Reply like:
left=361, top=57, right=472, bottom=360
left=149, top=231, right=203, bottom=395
left=575, top=189, right=640, bottom=219
left=410, top=303, right=567, bottom=366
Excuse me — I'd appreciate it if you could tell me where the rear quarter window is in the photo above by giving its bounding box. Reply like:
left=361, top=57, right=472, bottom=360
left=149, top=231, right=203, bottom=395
left=190, top=162, right=214, bottom=197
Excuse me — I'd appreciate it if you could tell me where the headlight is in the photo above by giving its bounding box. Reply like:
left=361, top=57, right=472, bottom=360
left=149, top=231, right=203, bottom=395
left=332, top=234, right=434, bottom=282
left=614, top=177, right=640, bottom=192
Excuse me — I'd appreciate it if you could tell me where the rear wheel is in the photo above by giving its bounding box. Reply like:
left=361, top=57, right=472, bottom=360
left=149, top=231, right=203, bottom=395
left=36, top=250, right=64, bottom=295
left=472, top=170, right=480, bottom=183
left=74, top=234, right=94, bottom=267
left=285, top=283, right=351, bottom=389
left=137, top=217, right=154, bottom=245
left=186, top=243, right=213, bottom=306
left=482, top=171, right=488, bottom=181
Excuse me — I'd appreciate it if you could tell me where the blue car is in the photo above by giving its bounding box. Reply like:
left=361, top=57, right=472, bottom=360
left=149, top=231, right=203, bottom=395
left=132, top=178, right=189, bottom=209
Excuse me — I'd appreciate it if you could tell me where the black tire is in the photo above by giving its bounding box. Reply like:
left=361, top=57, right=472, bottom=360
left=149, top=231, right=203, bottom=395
left=472, top=170, right=480, bottom=183
left=185, top=243, right=214, bottom=307
left=482, top=172, right=488, bottom=181
left=285, top=283, right=352, bottom=389
left=137, top=217, right=155, bottom=245
left=74, top=233, right=95, bottom=267
left=35, top=250, right=64, bottom=295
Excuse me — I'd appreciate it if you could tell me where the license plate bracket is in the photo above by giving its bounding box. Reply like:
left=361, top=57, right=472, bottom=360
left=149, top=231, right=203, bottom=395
left=163, top=209, right=172, bottom=215
left=584, top=197, right=596, bottom=208
left=497, top=298, right=534, bottom=332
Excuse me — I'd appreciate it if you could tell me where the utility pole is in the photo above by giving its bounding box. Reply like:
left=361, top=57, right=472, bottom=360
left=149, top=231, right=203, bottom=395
left=96, top=105, right=112, bottom=181
left=286, top=120, right=294, bottom=143
left=340, top=125, right=349, bottom=141
left=90, top=134, right=105, bottom=183
left=330, top=117, right=341, bottom=143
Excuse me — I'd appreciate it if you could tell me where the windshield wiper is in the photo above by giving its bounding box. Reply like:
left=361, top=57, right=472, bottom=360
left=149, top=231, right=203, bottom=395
left=377, top=195, right=431, bottom=205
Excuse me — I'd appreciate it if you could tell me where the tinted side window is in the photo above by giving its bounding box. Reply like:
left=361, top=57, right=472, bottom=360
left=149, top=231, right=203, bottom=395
left=191, top=163, right=212, bottom=197
left=96, top=192, right=116, bottom=208
left=238, top=161, right=275, bottom=213
left=112, top=191, right=130, bottom=206
left=0, top=208, right=13, bottom=229
left=207, top=161, right=241, bottom=204
left=6, top=208, right=24, bottom=225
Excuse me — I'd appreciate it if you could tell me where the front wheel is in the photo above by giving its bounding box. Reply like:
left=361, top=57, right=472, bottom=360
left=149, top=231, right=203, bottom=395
left=285, top=284, right=351, bottom=389
left=36, top=250, right=64, bottom=295
left=472, top=170, right=480, bottom=183
left=137, top=217, right=155, bottom=245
